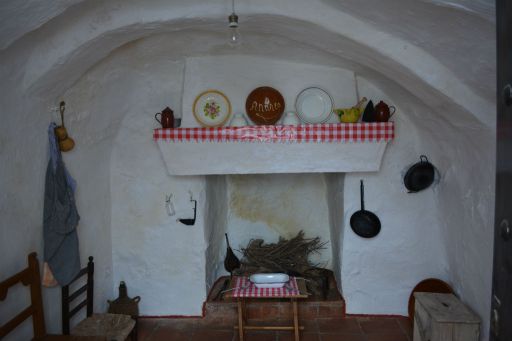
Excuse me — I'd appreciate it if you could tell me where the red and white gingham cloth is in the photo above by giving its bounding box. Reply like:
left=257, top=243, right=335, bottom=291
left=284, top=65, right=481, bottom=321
left=153, top=122, right=394, bottom=143
left=231, top=276, right=300, bottom=298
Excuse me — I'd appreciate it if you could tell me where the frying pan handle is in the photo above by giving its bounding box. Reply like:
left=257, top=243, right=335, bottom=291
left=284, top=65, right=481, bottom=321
left=360, top=180, right=365, bottom=210
left=420, top=155, right=429, bottom=163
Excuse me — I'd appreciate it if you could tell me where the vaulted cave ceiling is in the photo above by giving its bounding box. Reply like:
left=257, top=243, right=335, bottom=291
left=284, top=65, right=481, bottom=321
left=0, top=0, right=495, bottom=125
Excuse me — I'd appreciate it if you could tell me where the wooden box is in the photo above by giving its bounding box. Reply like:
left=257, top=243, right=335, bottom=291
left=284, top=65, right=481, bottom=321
left=413, top=293, right=480, bottom=341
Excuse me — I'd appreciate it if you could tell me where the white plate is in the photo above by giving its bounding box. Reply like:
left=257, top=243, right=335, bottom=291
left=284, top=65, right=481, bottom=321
left=254, top=282, right=286, bottom=289
left=193, top=90, right=232, bottom=127
left=250, top=273, right=289, bottom=284
left=295, top=87, right=334, bottom=124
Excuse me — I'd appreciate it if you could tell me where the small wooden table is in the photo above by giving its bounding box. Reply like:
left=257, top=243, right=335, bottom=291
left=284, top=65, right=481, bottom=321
left=225, top=276, right=308, bottom=341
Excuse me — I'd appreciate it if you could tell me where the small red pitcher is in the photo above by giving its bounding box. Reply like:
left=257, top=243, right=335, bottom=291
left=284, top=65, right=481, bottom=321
left=155, top=107, right=174, bottom=128
left=374, top=101, right=396, bottom=122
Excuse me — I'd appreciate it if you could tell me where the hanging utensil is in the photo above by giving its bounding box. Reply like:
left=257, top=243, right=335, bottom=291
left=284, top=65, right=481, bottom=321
left=224, top=233, right=240, bottom=278
left=178, top=199, right=196, bottom=226
left=350, top=180, right=381, bottom=238
left=404, top=155, right=435, bottom=193
left=54, top=101, right=75, bottom=152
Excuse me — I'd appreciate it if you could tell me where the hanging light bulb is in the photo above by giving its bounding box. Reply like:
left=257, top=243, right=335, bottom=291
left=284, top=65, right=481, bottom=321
left=228, top=0, right=241, bottom=45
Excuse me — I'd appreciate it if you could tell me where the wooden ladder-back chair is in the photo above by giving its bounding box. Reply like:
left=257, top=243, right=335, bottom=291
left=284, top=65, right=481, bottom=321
left=0, top=252, right=47, bottom=339
left=0, top=252, right=105, bottom=340
left=61, top=257, right=136, bottom=341
left=61, top=256, right=94, bottom=335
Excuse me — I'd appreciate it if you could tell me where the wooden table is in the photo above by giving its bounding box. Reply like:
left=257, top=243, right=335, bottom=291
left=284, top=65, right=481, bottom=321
left=225, top=276, right=308, bottom=341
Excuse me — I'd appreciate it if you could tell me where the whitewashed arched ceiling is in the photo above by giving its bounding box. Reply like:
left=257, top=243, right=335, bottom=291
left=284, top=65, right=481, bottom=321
left=0, top=0, right=495, bottom=125
left=0, top=0, right=495, bottom=51
left=322, top=0, right=495, bottom=102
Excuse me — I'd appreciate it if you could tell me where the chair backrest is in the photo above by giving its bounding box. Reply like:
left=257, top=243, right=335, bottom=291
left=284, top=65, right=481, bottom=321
left=0, top=252, right=47, bottom=339
left=61, top=256, right=94, bottom=334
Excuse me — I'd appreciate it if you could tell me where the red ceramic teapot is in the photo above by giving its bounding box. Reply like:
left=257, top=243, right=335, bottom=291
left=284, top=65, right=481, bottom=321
left=374, top=101, right=396, bottom=122
left=155, top=107, right=174, bottom=128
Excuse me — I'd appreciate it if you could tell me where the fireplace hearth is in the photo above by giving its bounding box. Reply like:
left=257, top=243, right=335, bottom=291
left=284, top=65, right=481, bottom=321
left=204, top=271, right=344, bottom=325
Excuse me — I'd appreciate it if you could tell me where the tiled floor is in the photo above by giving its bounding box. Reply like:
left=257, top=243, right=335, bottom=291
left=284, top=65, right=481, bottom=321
left=137, top=316, right=413, bottom=341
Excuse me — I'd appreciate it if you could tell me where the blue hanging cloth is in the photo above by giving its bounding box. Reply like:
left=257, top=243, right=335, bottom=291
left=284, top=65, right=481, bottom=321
left=43, top=123, right=81, bottom=286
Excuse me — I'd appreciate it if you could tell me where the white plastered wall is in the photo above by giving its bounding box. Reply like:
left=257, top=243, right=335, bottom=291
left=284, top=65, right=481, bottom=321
left=0, top=54, right=114, bottom=341
left=204, top=176, right=229, bottom=292
left=105, top=59, right=208, bottom=316
left=325, top=174, right=345, bottom=292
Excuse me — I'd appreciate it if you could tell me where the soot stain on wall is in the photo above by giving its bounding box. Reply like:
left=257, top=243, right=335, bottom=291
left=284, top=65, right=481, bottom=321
left=229, top=174, right=329, bottom=238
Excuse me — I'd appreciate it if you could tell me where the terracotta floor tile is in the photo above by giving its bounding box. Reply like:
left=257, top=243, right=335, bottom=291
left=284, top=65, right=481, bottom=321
left=358, top=318, right=401, bottom=334
left=191, top=329, right=235, bottom=341
left=138, top=316, right=414, bottom=341
left=243, top=331, right=277, bottom=341
left=366, top=332, right=409, bottom=341
left=320, top=333, right=367, bottom=341
left=137, top=319, right=160, bottom=341
left=246, top=318, right=293, bottom=326
left=149, top=325, right=192, bottom=341
left=246, top=319, right=318, bottom=332
left=277, top=331, right=320, bottom=341
left=395, top=318, right=413, bottom=341
left=317, top=318, right=361, bottom=333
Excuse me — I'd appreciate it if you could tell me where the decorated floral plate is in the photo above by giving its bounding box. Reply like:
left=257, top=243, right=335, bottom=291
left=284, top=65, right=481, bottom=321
left=193, top=90, right=232, bottom=127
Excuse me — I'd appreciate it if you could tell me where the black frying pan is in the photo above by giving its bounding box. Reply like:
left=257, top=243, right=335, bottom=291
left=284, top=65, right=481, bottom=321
left=350, top=180, right=381, bottom=238
left=404, top=155, right=435, bottom=193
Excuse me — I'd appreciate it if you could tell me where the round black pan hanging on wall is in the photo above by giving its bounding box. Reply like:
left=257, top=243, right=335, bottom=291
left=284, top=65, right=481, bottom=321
left=404, top=155, right=435, bottom=193
left=350, top=180, right=381, bottom=238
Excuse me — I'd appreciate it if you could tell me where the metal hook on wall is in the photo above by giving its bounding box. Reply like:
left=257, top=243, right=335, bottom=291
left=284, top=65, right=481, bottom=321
left=165, top=194, right=175, bottom=216
left=177, top=192, right=197, bottom=226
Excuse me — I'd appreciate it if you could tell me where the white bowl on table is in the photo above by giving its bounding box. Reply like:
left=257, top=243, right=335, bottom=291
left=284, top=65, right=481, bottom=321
left=249, top=273, right=290, bottom=289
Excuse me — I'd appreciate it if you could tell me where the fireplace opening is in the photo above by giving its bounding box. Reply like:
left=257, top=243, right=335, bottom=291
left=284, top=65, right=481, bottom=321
left=204, top=173, right=345, bottom=298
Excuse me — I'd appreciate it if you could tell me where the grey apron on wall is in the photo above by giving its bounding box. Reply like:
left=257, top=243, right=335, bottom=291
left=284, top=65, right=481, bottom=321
left=43, top=123, right=81, bottom=286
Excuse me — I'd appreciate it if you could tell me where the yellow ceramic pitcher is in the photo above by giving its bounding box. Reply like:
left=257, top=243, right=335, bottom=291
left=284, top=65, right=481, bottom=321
left=335, top=97, right=367, bottom=123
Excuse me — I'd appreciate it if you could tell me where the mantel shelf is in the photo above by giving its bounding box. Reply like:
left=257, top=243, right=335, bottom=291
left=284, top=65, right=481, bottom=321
left=154, top=123, right=394, bottom=143
left=153, top=123, right=395, bottom=175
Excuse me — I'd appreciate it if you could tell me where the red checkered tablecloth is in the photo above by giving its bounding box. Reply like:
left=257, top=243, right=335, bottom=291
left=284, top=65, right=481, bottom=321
left=153, top=122, right=394, bottom=143
left=231, top=276, right=300, bottom=298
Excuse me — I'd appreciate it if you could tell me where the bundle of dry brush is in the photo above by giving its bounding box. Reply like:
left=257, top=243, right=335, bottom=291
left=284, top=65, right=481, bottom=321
left=236, top=231, right=327, bottom=277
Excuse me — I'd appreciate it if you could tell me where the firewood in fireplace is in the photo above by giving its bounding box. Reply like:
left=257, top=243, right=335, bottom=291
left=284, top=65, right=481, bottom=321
left=235, top=231, right=329, bottom=298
